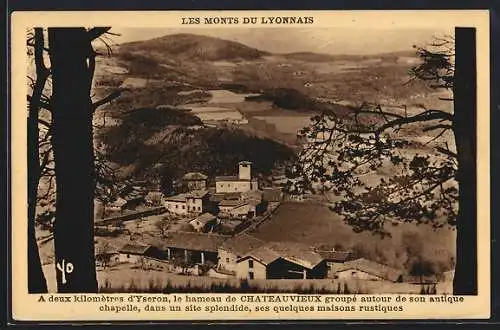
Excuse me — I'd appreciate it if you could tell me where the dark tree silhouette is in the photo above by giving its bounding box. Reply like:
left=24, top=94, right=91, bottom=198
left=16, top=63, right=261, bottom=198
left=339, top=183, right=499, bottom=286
left=291, top=28, right=476, bottom=294
left=27, top=28, right=49, bottom=293
left=27, top=27, right=129, bottom=292
left=44, top=27, right=125, bottom=292
left=49, top=27, right=100, bottom=292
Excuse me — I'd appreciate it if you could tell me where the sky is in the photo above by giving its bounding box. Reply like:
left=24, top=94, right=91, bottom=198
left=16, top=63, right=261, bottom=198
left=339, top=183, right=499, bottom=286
left=110, top=27, right=452, bottom=55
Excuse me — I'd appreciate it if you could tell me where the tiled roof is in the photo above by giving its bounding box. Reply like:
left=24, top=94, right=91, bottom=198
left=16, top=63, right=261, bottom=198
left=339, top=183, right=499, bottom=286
left=238, top=241, right=325, bottom=269
left=215, top=175, right=240, bottom=182
left=164, top=194, right=188, bottom=202
left=188, top=190, right=209, bottom=198
left=164, top=190, right=208, bottom=202
left=183, top=172, right=208, bottom=181
left=240, top=246, right=281, bottom=265
left=266, top=242, right=325, bottom=269
left=238, top=161, right=253, bottom=165
left=219, top=200, right=246, bottom=207
left=190, top=213, right=217, bottom=225
left=118, top=243, right=151, bottom=255
left=329, top=258, right=402, bottom=282
left=160, top=232, right=230, bottom=253
left=220, top=234, right=265, bottom=257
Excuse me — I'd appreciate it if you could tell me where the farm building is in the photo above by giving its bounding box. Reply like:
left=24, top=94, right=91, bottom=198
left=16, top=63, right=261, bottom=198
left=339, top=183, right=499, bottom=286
left=118, top=243, right=167, bottom=264
left=210, top=192, right=243, bottom=203
left=164, top=190, right=210, bottom=215
left=329, top=258, right=402, bottom=282
left=216, top=234, right=265, bottom=275
left=236, top=242, right=327, bottom=280
left=218, top=199, right=262, bottom=219
left=315, top=247, right=354, bottom=277
left=95, top=243, right=120, bottom=268
left=182, top=172, right=208, bottom=191
left=162, top=232, right=230, bottom=265
left=189, top=213, right=218, bottom=232
left=215, top=161, right=259, bottom=193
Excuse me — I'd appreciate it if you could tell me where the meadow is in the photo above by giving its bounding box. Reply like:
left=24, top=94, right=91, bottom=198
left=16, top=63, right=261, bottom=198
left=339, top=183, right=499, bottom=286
left=249, top=202, right=456, bottom=275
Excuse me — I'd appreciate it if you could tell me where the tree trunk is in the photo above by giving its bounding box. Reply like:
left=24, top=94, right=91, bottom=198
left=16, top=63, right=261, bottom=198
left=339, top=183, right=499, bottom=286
left=27, top=28, right=48, bottom=293
left=452, top=27, right=477, bottom=295
left=49, top=28, right=98, bottom=292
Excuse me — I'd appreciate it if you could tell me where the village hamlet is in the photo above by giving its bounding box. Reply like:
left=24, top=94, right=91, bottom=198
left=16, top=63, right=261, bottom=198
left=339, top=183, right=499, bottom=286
left=28, top=24, right=473, bottom=296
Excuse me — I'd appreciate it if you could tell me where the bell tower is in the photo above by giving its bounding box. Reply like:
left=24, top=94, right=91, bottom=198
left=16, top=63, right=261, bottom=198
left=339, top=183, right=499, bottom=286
left=238, top=161, right=252, bottom=180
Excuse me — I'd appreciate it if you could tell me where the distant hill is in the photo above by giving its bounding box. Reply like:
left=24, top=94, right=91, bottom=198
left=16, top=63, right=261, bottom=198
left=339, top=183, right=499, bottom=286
left=100, top=108, right=295, bottom=181
left=281, top=52, right=338, bottom=62
left=119, top=33, right=270, bottom=62
left=282, top=50, right=417, bottom=62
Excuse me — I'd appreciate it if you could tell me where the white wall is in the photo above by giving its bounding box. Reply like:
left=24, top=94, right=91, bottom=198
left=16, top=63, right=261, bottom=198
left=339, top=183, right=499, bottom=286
left=216, top=181, right=252, bottom=193
left=118, top=253, right=143, bottom=264
left=236, top=258, right=267, bottom=280
left=165, top=200, right=188, bottom=215
left=335, top=269, right=384, bottom=281
left=217, top=248, right=238, bottom=272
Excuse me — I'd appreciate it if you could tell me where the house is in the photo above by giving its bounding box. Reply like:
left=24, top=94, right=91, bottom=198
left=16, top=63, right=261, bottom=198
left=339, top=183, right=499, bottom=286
left=162, top=232, right=230, bottom=265
left=95, top=243, right=120, bottom=267
left=218, top=199, right=262, bottom=219
left=216, top=234, right=265, bottom=275
left=164, top=190, right=209, bottom=215
left=209, top=192, right=243, bottom=203
left=314, top=246, right=353, bottom=277
left=329, top=258, right=402, bottom=282
left=118, top=243, right=167, bottom=264
left=189, top=213, right=218, bottom=232
left=236, top=242, right=327, bottom=280
left=215, top=161, right=259, bottom=193
left=271, top=175, right=289, bottom=187
left=182, top=172, right=208, bottom=191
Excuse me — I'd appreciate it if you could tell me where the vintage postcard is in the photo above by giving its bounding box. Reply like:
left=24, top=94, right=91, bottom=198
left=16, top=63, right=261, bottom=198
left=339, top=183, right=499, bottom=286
left=10, top=10, right=490, bottom=321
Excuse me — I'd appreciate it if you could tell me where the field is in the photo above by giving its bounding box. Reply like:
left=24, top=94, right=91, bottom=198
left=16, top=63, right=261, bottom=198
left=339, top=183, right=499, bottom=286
left=249, top=202, right=456, bottom=273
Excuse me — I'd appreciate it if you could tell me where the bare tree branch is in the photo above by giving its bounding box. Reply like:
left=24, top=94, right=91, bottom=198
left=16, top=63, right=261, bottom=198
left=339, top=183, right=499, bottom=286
left=92, top=88, right=130, bottom=111
left=87, top=27, right=112, bottom=41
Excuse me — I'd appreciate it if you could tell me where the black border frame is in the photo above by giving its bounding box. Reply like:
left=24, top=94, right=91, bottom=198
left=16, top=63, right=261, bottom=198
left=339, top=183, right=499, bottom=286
left=4, top=0, right=500, bottom=327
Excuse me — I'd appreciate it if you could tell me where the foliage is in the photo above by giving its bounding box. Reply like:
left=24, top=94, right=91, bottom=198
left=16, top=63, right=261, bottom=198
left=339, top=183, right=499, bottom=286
left=103, top=109, right=296, bottom=181
left=290, top=35, right=457, bottom=238
left=155, top=216, right=171, bottom=237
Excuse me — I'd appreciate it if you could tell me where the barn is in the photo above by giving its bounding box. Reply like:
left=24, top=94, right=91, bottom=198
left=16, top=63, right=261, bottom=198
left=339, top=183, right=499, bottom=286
left=216, top=234, right=265, bottom=275
left=236, top=242, right=327, bottom=280
left=118, top=243, right=167, bottom=264
left=329, top=258, right=403, bottom=282
left=161, top=232, right=230, bottom=265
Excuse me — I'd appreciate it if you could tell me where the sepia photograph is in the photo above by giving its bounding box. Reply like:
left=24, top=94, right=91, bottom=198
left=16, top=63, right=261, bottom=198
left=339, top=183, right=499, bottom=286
left=11, top=10, right=490, bottom=321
